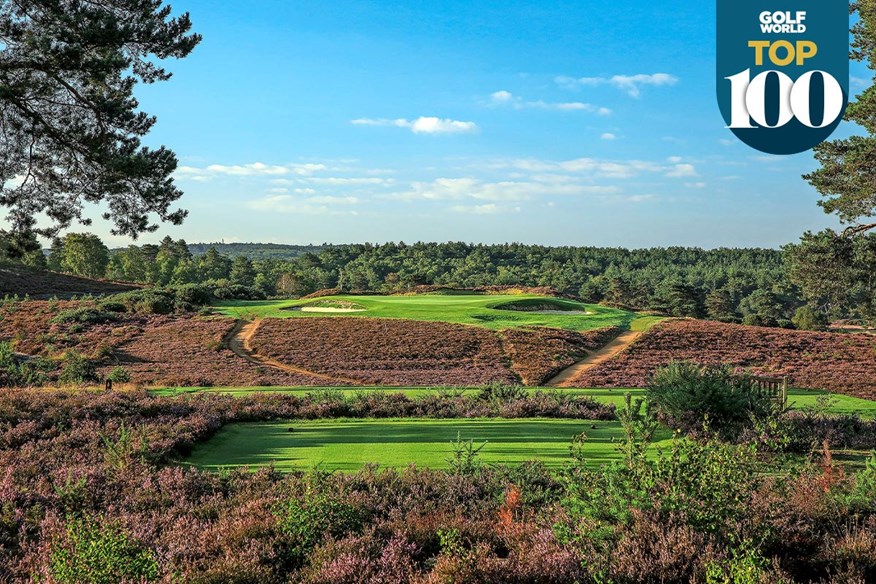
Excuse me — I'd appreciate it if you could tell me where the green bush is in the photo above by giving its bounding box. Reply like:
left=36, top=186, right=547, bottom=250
left=97, top=301, right=127, bottom=313
left=0, top=342, right=54, bottom=387
left=791, top=305, right=828, bottom=331
left=59, top=351, right=99, bottom=385
left=50, top=518, right=158, bottom=584
left=647, top=361, right=773, bottom=435
left=276, top=485, right=367, bottom=568
left=212, top=284, right=266, bottom=301
left=169, top=284, right=212, bottom=306
left=106, top=367, right=131, bottom=383
left=51, top=308, right=116, bottom=325
left=108, top=290, right=175, bottom=315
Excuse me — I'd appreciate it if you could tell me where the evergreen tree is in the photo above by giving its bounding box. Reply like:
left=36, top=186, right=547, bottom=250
left=0, top=0, right=201, bottom=240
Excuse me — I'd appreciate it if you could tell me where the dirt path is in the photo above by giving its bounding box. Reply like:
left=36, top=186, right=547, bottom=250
left=225, top=319, right=363, bottom=385
left=545, top=329, right=644, bottom=388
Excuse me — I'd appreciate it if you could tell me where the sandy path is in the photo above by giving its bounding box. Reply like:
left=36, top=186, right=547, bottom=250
left=225, top=319, right=363, bottom=385
left=545, top=329, right=644, bottom=387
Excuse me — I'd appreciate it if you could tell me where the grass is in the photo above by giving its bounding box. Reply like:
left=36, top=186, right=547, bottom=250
left=183, top=418, right=674, bottom=472
left=213, top=294, right=636, bottom=331
left=151, top=386, right=876, bottom=419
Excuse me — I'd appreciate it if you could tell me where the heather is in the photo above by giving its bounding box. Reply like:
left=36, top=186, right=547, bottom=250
left=1, top=389, right=876, bottom=582
left=571, top=319, right=876, bottom=400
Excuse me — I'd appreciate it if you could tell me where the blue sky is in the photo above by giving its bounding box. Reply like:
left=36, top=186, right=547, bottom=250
left=92, top=1, right=866, bottom=247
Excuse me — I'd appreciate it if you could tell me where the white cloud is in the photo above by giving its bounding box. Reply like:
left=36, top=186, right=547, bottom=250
left=386, top=177, right=620, bottom=203
left=176, top=162, right=327, bottom=180
left=351, top=116, right=478, bottom=134
left=306, top=195, right=360, bottom=205
left=556, top=73, right=678, bottom=97
left=495, top=156, right=697, bottom=180
left=666, top=163, right=697, bottom=177
left=246, top=194, right=359, bottom=215
left=685, top=182, right=707, bottom=189
left=305, top=177, right=394, bottom=186
left=489, top=90, right=611, bottom=115
left=450, top=204, right=509, bottom=214
left=600, top=133, right=617, bottom=140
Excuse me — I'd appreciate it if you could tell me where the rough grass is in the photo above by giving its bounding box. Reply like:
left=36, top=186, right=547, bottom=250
left=214, top=294, right=634, bottom=331
left=182, top=418, right=674, bottom=472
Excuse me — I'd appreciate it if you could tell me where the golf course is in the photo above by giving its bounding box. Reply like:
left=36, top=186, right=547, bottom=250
left=214, top=293, right=636, bottom=331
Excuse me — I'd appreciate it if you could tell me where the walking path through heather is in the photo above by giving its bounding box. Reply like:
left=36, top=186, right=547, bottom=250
left=225, top=319, right=363, bottom=385
left=545, top=329, right=644, bottom=387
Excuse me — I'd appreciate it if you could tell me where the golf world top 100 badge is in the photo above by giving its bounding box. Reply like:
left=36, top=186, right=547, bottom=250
left=717, top=1, right=849, bottom=155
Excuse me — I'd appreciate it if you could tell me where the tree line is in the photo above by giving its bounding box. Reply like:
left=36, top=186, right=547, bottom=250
left=2, top=230, right=825, bottom=328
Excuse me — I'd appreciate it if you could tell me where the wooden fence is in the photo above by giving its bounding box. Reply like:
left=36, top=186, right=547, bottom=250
left=753, top=376, right=788, bottom=405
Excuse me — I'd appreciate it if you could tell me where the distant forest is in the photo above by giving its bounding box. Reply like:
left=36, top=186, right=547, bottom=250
left=2, top=231, right=816, bottom=328
left=184, top=242, right=331, bottom=260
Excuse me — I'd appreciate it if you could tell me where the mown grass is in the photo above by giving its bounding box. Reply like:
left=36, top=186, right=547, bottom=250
left=152, top=386, right=876, bottom=419
left=213, top=294, right=636, bottom=331
left=183, top=418, right=674, bottom=472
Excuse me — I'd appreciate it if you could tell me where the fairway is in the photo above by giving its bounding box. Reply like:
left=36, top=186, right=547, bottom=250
left=183, top=418, right=674, bottom=472
left=214, top=294, right=636, bottom=331
left=154, top=386, right=876, bottom=419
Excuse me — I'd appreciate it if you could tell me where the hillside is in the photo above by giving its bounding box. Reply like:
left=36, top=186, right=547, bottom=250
left=569, top=319, right=876, bottom=399
left=0, top=264, right=138, bottom=298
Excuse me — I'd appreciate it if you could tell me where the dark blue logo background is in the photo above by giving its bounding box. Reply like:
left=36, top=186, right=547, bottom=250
left=717, top=1, right=849, bottom=155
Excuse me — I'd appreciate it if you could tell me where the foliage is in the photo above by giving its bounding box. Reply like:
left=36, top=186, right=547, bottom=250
left=97, top=237, right=800, bottom=327
left=51, top=307, right=117, bottom=325
left=802, top=1, right=876, bottom=231
left=647, top=361, right=774, bottom=435
left=106, top=367, right=131, bottom=384
left=447, top=431, right=488, bottom=476
left=49, top=518, right=158, bottom=584
left=791, top=305, right=829, bottom=331
left=0, top=341, right=53, bottom=386
left=58, top=350, right=98, bottom=385
left=0, top=0, right=200, bottom=239
left=276, top=483, right=367, bottom=568
left=0, top=389, right=875, bottom=582
left=50, top=234, right=110, bottom=280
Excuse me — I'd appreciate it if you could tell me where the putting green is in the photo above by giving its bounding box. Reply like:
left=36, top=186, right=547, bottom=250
left=213, top=294, right=637, bottom=331
left=183, top=418, right=673, bottom=472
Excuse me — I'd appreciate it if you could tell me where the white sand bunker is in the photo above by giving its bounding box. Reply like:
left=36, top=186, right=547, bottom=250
left=290, top=306, right=366, bottom=313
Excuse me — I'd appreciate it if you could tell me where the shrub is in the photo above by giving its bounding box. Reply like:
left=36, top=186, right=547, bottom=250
left=97, top=301, right=127, bottom=313
left=477, top=382, right=528, bottom=402
left=647, top=361, right=774, bottom=435
left=108, top=290, right=175, bottom=315
left=212, top=284, right=266, bottom=301
left=792, top=305, right=829, bottom=331
left=0, top=341, right=54, bottom=387
left=169, top=284, right=212, bottom=306
left=58, top=351, right=99, bottom=385
left=51, top=307, right=116, bottom=325
left=50, top=518, right=158, bottom=584
left=106, top=367, right=131, bottom=383
left=276, top=484, right=367, bottom=568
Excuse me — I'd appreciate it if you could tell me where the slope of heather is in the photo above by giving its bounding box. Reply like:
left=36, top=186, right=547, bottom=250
left=568, top=319, right=876, bottom=399
left=250, top=317, right=519, bottom=385
left=0, top=265, right=137, bottom=298
left=0, top=300, right=338, bottom=387
left=499, top=326, right=621, bottom=385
